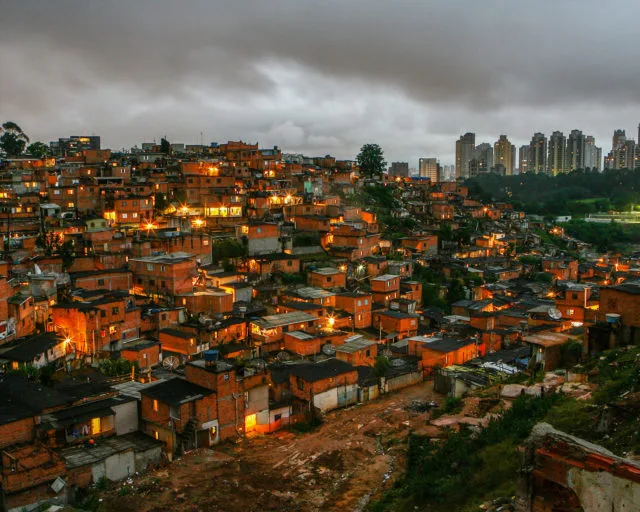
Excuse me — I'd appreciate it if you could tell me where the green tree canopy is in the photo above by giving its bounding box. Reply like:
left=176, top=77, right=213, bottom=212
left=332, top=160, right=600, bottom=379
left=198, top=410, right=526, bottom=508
left=0, top=122, right=30, bottom=157
left=160, top=137, right=172, bottom=154
left=26, top=141, right=49, bottom=158
left=356, top=143, right=386, bottom=178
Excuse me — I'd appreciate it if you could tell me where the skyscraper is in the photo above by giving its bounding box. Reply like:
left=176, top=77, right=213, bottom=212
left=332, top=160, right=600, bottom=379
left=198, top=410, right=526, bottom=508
left=468, top=143, right=494, bottom=177
left=528, top=133, right=547, bottom=173
left=455, top=132, right=475, bottom=179
left=548, top=131, right=567, bottom=175
left=418, top=158, right=440, bottom=181
left=518, top=145, right=530, bottom=174
left=612, top=129, right=626, bottom=150
left=605, top=129, right=637, bottom=169
left=566, top=130, right=586, bottom=172
left=584, top=136, right=602, bottom=171
left=493, top=135, right=515, bottom=176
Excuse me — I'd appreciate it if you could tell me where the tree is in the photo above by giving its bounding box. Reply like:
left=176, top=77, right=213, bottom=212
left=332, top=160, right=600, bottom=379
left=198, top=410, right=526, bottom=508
left=26, top=141, right=49, bottom=158
left=356, top=143, right=386, bottom=179
left=0, top=121, right=30, bottom=157
left=160, top=137, right=172, bottom=154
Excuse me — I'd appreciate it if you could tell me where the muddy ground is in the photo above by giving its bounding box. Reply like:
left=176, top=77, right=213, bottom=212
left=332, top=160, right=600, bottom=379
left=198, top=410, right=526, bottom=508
left=101, top=381, right=443, bottom=512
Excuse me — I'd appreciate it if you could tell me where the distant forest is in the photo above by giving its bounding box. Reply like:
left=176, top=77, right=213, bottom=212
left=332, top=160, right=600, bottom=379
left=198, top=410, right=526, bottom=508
left=465, top=169, right=640, bottom=216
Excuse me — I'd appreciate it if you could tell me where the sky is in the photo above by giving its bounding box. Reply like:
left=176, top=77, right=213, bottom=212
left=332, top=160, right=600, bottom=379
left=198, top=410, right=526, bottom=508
left=2, top=1, right=640, bottom=166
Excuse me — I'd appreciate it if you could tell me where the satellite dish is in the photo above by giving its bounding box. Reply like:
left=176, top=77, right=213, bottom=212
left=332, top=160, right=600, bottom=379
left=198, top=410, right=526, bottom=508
left=162, top=355, right=181, bottom=371
left=548, top=307, right=562, bottom=320
left=322, top=344, right=336, bottom=356
left=276, top=351, right=290, bottom=362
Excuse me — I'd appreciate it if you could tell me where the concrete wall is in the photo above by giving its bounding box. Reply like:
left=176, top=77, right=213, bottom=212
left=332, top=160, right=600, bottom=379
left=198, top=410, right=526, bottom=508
left=104, top=450, right=135, bottom=481
left=313, top=388, right=338, bottom=413
left=246, top=385, right=269, bottom=415
left=134, top=446, right=162, bottom=474
left=113, top=401, right=138, bottom=435
left=248, top=237, right=280, bottom=256
left=517, top=423, right=640, bottom=512
left=386, top=370, right=423, bottom=393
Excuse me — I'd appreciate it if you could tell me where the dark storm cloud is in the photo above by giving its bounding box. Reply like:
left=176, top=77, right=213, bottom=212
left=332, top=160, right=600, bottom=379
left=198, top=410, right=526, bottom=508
left=2, top=0, right=640, bottom=164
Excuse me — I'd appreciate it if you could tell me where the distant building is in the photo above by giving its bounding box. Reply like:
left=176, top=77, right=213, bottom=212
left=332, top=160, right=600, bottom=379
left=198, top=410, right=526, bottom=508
left=584, top=136, right=602, bottom=170
left=493, top=135, right=515, bottom=176
left=389, top=162, right=409, bottom=177
left=548, top=131, right=567, bottom=175
left=528, top=132, right=547, bottom=174
left=418, top=158, right=440, bottom=181
left=518, top=145, right=530, bottom=174
left=52, top=136, right=100, bottom=157
left=605, top=129, right=637, bottom=170
left=455, top=132, right=475, bottom=179
left=468, top=143, right=493, bottom=177
left=566, top=129, right=586, bottom=172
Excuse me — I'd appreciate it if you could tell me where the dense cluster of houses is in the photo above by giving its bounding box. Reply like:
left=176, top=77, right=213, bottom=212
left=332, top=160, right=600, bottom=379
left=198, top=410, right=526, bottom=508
left=0, top=140, right=639, bottom=510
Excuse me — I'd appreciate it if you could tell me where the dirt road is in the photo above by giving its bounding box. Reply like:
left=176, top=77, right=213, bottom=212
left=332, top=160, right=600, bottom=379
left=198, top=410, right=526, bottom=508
left=102, top=380, right=442, bottom=512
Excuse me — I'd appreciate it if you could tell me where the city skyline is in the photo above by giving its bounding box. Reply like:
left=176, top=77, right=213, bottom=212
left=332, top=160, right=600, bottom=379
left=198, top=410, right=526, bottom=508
left=3, top=1, right=640, bottom=165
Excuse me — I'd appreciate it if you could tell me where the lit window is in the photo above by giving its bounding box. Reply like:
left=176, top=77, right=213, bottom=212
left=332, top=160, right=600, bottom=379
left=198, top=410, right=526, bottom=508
left=153, top=399, right=158, bottom=412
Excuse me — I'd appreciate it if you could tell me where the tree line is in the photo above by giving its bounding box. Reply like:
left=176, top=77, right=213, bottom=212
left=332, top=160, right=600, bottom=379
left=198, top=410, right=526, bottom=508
left=466, top=169, right=640, bottom=215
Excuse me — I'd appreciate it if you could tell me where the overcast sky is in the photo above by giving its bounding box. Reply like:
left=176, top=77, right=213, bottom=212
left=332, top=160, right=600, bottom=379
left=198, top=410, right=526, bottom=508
left=2, top=1, right=640, bottom=166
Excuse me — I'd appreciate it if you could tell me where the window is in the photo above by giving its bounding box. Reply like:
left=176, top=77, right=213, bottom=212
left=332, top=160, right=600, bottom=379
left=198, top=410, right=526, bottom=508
left=364, top=299, right=369, bottom=305
left=296, top=376, right=304, bottom=390
left=121, top=213, right=128, bottom=219
left=572, top=293, right=578, bottom=300
left=154, top=430, right=159, bottom=440
left=161, top=313, right=167, bottom=321
left=274, top=414, right=282, bottom=422
left=287, top=260, right=292, bottom=267
left=91, top=417, right=101, bottom=435
left=223, top=374, right=229, bottom=381
left=326, top=276, right=331, bottom=283
left=68, top=202, right=75, bottom=208
left=149, top=279, right=155, bottom=286
left=357, top=300, right=362, bottom=306
left=160, top=265, right=166, bottom=272
left=366, top=350, right=370, bottom=357
left=153, top=399, right=159, bottom=412
left=100, top=310, right=106, bottom=318
left=11, top=361, right=19, bottom=371
left=112, top=307, right=119, bottom=315
left=146, top=263, right=154, bottom=271
left=97, top=279, right=104, bottom=286
left=566, top=309, right=574, bottom=316
left=161, top=281, right=166, bottom=288
left=132, top=212, right=138, bottom=218
left=121, top=201, right=127, bottom=206
left=257, top=227, right=262, bottom=234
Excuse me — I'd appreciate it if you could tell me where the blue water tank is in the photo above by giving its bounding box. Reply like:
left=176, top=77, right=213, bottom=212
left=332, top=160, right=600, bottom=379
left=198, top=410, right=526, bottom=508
left=203, top=350, right=219, bottom=363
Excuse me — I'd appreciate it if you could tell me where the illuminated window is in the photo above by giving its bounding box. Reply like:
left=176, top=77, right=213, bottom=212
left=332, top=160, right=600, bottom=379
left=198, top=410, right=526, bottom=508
left=91, top=417, right=101, bottom=435
left=67, top=202, right=74, bottom=208
left=154, top=430, right=159, bottom=440
left=11, top=361, right=19, bottom=370
left=153, top=399, right=158, bottom=412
